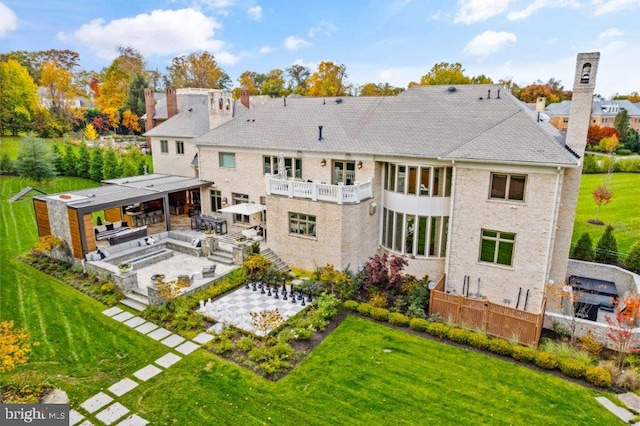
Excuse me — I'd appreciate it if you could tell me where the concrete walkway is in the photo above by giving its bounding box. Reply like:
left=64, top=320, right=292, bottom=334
left=69, top=307, right=214, bottom=426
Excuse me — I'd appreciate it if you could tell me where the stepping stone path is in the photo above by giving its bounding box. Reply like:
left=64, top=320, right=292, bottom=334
left=108, top=378, right=138, bottom=397
left=69, top=409, right=84, bottom=425
left=95, top=402, right=129, bottom=425
left=596, top=396, right=635, bottom=424
left=160, top=334, right=185, bottom=348
left=619, top=392, right=640, bottom=413
left=133, top=364, right=162, bottom=382
left=87, top=307, right=213, bottom=425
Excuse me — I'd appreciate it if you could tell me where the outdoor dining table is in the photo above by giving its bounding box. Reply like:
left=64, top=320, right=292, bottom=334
left=191, top=215, right=227, bottom=234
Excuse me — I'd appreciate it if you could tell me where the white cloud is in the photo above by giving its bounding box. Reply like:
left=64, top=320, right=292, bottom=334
left=507, top=0, right=580, bottom=20
left=308, top=20, right=337, bottom=38
left=0, top=3, right=17, bottom=37
left=59, top=9, right=228, bottom=61
left=454, top=0, right=512, bottom=24
left=464, top=31, right=516, bottom=56
left=593, top=0, right=640, bottom=16
left=258, top=45, right=274, bottom=54
left=247, top=6, right=262, bottom=21
left=599, top=27, right=623, bottom=39
left=284, top=36, right=311, bottom=50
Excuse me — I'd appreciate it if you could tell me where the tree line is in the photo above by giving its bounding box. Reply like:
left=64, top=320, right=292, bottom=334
left=2, top=47, right=639, bottom=139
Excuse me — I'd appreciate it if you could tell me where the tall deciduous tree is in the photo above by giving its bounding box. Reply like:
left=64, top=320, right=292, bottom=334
left=121, top=110, right=141, bottom=134
left=97, top=47, right=146, bottom=111
left=0, top=49, right=79, bottom=83
left=358, top=82, right=404, bottom=96
left=0, top=59, right=38, bottom=135
left=166, top=51, right=230, bottom=89
left=587, top=125, right=619, bottom=148
left=419, top=62, right=471, bottom=86
left=39, top=59, right=74, bottom=115
left=261, top=69, right=289, bottom=97
left=306, top=61, right=348, bottom=97
left=14, top=136, right=57, bottom=182
left=285, top=64, right=311, bottom=95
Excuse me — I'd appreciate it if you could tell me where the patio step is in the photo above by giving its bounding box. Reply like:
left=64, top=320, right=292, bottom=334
left=209, top=249, right=234, bottom=265
left=121, top=297, right=147, bottom=312
left=261, top=248, right=289, bottom=272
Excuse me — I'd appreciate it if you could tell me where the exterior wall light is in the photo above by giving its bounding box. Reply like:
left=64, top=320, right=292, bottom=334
left=357, top=161, right=363, bottom=169
left=320, top=159, right=326, bottom=167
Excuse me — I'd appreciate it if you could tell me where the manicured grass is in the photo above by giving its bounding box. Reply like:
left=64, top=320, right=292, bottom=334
left=0, top=176, right=167, bottom=404
left=0, top=136, right=22, bottom=159
left=573, top=173, right=640, bottom=256
left=119, top=316, right=617, bottom=424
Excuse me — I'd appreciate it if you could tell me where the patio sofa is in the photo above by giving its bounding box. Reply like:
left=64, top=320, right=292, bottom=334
left=107, top=226, right=147, bottom=245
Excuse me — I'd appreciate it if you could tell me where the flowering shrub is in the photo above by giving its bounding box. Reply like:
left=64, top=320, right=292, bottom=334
left=585, top=366, right=612, bottom=387
left=33, top=235, right=63, bottom=252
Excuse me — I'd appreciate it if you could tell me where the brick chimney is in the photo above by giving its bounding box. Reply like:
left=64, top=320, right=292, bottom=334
left=166, top=87, right=178, bottom=118
left=144, top=88, right=155, bottom=147
left=240, top=89, right=250, bottom=109
left=548, top=52, right=599, bottom=295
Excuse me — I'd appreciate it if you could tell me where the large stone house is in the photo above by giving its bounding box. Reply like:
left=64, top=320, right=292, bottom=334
left=187, top=53, right=599, bottom=315
left=545, top=98, right=640, bottom=132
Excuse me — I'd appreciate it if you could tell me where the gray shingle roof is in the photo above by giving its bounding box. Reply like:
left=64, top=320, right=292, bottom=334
left=194, top=85, right=578, bottom=166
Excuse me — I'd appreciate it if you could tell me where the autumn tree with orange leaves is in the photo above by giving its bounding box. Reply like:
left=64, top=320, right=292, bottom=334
left=591, top=185, right=612, bottom=224
left=606, top=295, right=640, bottom=374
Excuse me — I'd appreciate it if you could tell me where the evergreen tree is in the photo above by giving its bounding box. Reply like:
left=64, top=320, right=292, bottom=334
left=62, top=143, right=77, bottom=176
left=102, top=147, right=119, bottom=180
left=124, top=72, right=148, bottom=117
left=50, top=143, right=64, bottom=173
left=14, top=136, right=57, bottom=182
left=571, top=232, right=595, bottom=261
left=595, top=225, right=619, bottom=264
left=76, top=142, right=91, bottom=179
left=0, top=153, right=15, bottom=174
left=626, top=241, right=640, bottom=274
left=89, top=148, right=103, bottom=181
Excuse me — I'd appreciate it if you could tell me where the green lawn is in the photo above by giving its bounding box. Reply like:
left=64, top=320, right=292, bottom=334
left=0, top=175, right=622, bottom=424
left=573, top=173, right=640, bottom=255
left=0, top=176, right=167, bottom=405
left=118, top=317, right=617, bottom=425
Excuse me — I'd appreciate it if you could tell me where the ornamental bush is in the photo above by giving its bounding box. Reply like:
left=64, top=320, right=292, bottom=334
left=585, top=366, right=613, bottom=388
left=388, top=312, right=410, bottom=327
left=488, top=338, right=514, bottom=356
left=343, top=300, right=360, bottom=311
left=558, top=357, right=589, bottom=379
left=534, top=352, right=559, bottom=370
left=626, top=241, right=640, bottom=274
left=425, top=321, right=450, bottom=339
left=512, top=346, right=537, bottom=363
left=370, top=307, right=390, bottom=321
left=447, top=328, right=471, bottom=344
left=409, top=317, right=430, bottom=332
left=357, top=303, right=373, bottom=316
left=467, top=332, right=491, bottom=350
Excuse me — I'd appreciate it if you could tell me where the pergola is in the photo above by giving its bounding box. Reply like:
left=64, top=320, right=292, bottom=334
left=33, top=174, right=212, bottom=259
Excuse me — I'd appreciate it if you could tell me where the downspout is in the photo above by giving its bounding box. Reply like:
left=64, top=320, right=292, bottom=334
left=443, top=161, right=456, bottom=293
left=542, top=166, right=563, bottom=310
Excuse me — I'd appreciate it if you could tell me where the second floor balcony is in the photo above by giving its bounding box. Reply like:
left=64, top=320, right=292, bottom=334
left=265, top=176, right=373, bottom=204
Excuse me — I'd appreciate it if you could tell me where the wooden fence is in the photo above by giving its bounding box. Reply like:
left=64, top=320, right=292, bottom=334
left=429, top=275, right=545, bottom=347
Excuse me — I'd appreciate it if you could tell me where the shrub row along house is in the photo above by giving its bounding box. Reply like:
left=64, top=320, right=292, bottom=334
left=35, top=54, right=599, bottom=325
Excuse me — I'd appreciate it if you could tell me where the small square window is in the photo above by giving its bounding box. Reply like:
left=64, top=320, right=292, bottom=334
left=160, top=140, right=168, bottom=153
left=219, top=152, right=236, bottom=168
left=479, top=229, right=515, bottom=266
left=490, top=173, right=526, bottom=201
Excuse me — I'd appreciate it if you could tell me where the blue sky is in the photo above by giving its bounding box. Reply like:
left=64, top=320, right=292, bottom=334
left=1, top=0, right=639, bottom=98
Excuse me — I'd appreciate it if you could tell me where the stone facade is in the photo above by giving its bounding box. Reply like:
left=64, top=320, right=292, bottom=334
left=46, top=198, right=72, bottom=252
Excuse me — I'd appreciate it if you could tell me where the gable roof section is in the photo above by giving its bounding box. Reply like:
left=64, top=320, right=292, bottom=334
left=193, top=85, right=578, bottom=167
left=145, top=100, right=210, bottom=138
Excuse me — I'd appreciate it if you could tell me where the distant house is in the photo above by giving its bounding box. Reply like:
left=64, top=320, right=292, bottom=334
left=545, top=98, right=640, bottom=132
left=37, top=87, right=93, bottom=110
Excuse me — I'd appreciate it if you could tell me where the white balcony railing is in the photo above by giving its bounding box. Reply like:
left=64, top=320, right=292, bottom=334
left=265, top=176, right=373, bottom=204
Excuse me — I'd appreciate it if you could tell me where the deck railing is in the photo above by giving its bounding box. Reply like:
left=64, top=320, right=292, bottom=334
left=266, top=176, right=373, bottom=204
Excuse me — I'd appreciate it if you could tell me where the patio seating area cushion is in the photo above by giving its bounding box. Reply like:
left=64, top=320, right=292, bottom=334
left=95, top=221, right=129, bottom=240
left=202, top=263, right=216, bottom=277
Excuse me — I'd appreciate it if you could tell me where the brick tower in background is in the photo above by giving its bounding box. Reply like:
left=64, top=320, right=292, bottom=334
left=548, top=52, right=600, bottom=295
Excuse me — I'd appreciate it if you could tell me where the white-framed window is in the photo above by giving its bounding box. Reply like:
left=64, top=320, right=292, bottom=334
left=176, top=141, right=185, bottom=155
left=479, top=229, right=515, bottom=266
left=384, top=164, right=452, bottom=197
left=160, top=140, right=168, bottom=153
left=219, top=152, right=236, bottom=168
left=333, top=160, right=356, bottom=185
left=210, top=189, right=222, bottom=212
left=382, top=208, right=449, bottom=258
left=289, top=212, right=316, bottom=237
left=263, top=156, right=302, bottom=178
left=232, top=193, right=249, bottom=223
left=490, top=173, right=526, bottom=201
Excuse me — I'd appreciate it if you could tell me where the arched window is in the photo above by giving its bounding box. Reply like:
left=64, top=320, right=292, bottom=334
left=218, top=98, right=223, bottom=110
